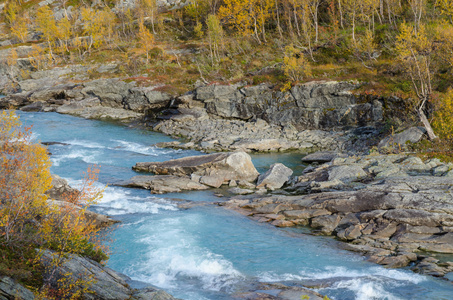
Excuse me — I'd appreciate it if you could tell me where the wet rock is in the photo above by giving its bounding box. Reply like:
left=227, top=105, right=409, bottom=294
left=237, top=282, right=325, bottom=300
left=311, top=215, right=341, bottom=235
left=133, top=152, right=259, bottom=184
left=132, top=287, right=178, bottom=300
left=256, top=163, right=293, bottom=190
left=229, top=187, right=255, bottom=195
left=378, top=254, right=413, bottom=268
left=116, top=175, right=209, bottom=194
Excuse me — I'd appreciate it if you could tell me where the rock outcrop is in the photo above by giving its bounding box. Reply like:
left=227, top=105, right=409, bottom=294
left=192, top=81, right=382, bottom=130
left=378, top=126, right=426, bottom=149
left=40, top=250, right=178, bottom=300
left=0, top=77, right=172, bottom=121
left=0, top=276, right=35, bottom=300
left=222, top=154, right=453, bottom=276
left=0, top=74, right=401, bottom=153
left=134, top=151, right=259, bottom=184
left=116, top=175, right=210, bottom=194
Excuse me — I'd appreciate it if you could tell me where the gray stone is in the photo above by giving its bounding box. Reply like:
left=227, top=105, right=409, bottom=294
left=46, top=174, right=80, bottom=201
left=40, top=251, right=178, bottom=300
left=311, top=215, right=341, bottom=235
left=378, top=127, right=426, bottom=149
left=328, top=165, right=367, bottom=182
left=133, top=152, right=259, bottom=183
left=132, top=287, right=178, bottom=300
left=256, top=163, right=293, bottom=190
left=82, top=79, right=133, bottom=108
left=0, top=276, right=35, bottom=300
left=116, top=175, right=209, bottom=194
left=301, top=151, right=342, bottom=163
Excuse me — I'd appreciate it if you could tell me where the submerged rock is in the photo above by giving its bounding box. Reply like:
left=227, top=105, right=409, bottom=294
left=236, top=282, right=325, bottom=300
left=301, top=151, right=343, bottom=163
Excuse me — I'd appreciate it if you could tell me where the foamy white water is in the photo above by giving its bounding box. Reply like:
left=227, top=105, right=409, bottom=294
left=18, top=111, right=453, bottom=300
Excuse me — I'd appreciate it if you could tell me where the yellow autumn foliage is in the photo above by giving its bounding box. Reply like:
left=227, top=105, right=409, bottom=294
left=283, top=44, right=311, bottom=82
left=433, top=89, right=453, bottom=140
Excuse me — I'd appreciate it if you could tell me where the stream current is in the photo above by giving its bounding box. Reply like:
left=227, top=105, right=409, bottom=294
left=19, top=111, right=453, bottom=300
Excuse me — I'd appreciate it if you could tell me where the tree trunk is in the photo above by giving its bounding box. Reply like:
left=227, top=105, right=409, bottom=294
left=418, top=109, right=438, bottom=140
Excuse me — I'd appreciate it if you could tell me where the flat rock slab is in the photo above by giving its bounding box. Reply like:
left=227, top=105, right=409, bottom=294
left=133, top=151, right=259, bottom=184
left=116, top=175, right=209, bottom=194
left=301, top=151, right=343, bottom=163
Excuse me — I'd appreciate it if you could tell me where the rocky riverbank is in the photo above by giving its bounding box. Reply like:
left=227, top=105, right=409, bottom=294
left=221, top=152, right=453, bottom=278
left=0, top=64, right=414, bottom=154
left=128, top=150, right=453, bottom=279
left=0, top=175, right=179, bottom=300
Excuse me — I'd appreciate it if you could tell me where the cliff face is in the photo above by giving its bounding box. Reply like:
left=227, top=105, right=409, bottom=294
left=192, top=81, right=383, bottom=130
left=0, top=75, right=395, bottom=153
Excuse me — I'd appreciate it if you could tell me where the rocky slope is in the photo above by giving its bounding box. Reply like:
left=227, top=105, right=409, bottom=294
left=1, top=251, right=179, bottom=300
left=0, top=64, right=408, bottom=154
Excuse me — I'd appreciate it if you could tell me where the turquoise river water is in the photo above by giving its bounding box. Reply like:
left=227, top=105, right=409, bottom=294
left=19, top=111, right=453, bottom=300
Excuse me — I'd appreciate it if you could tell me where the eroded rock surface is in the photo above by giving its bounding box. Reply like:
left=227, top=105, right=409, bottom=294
left=222, top=154, right=453, bottom=276
left=133, top=151, right=259, bottom=184
left=40, top=250, right=179, bottom=300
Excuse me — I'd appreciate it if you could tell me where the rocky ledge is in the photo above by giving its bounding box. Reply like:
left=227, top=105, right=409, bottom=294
left=1, top=251, right=178, bottom=300
left=119, top=151, right=260, bottom=193
left=1, top=71, right=408, bottom=153
left=219, top=153, right=453, bottom=277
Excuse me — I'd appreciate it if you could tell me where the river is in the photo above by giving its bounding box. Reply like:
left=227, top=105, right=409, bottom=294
left=19, top=111, right=453, bottom=300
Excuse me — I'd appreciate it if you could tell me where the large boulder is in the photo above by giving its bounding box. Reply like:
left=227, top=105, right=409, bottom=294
left=378, top=127, right=426, bottom=149
left=256, top=163, right=293, bottom=190
left=328, top=165, right=368, bottom=182
left=133, top=152, right=259, bottom=184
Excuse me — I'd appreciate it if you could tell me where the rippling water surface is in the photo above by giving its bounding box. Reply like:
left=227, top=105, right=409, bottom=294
left=19, top=112, right=453, bottom=300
